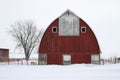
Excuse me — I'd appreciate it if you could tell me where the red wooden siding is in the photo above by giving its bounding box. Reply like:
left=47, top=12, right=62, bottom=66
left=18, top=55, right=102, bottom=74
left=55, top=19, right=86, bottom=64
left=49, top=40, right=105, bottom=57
left=0, top=49, right=9, bottom=62
left=39, top=18, right=100, bottom=54
left=0, top=49, right=9, bottom=58
left=47, top=54, right=62, bottom=65
left=71, top=53, right=91, bottom=64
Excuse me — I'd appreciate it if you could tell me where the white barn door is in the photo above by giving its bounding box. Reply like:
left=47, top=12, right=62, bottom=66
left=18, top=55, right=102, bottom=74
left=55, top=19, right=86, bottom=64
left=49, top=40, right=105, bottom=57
left=91, top=54, right=100, bottom=64
left=63, top=54, right=71, bottom=65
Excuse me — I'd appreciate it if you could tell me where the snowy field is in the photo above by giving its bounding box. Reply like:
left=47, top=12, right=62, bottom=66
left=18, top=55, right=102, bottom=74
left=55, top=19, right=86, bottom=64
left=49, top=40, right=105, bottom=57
left=0, top=64, right=120, bottom=80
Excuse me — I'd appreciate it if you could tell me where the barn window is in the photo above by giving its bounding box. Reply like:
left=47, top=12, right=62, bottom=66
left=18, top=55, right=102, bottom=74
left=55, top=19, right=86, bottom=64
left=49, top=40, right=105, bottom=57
left=81, top=27, right=86, bottom=33
left=91, top=54, right=99, bottom=64
left=39, top=54, right=47, bottom=65
left=52, top=27, right=57, bottom=33
left=63, top=54, right=71, bottom=65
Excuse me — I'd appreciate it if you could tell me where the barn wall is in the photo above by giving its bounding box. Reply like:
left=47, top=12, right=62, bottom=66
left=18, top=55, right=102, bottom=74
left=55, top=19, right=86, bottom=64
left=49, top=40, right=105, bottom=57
left=0, top=49, right=9, bottom=62
left=71, top=53, right=91, bottom=64
left=0, top=49, right=9, bottom=58
left=2, top=49, right=9, bottom=57
left=47, top=53, right=62, bottom=65
left=46, top=53, right=91, bottom=65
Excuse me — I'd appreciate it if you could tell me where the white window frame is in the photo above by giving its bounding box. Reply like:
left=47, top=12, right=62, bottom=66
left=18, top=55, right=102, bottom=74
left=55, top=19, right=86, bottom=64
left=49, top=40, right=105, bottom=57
left=52, top=27, right=57, bottom=33
left=81, top=27, right=86, bottom=33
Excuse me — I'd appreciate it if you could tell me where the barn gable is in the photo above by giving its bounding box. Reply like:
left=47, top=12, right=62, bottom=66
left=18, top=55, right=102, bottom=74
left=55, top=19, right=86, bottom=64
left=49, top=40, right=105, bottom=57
left=59, top=10, right=79, bottom=36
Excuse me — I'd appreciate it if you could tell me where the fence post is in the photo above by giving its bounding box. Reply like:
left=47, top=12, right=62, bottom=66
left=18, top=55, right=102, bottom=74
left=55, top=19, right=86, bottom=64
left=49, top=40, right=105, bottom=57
left=8, top=58, right=9, bottom=65
left=21, top=59, right=23, bottom=65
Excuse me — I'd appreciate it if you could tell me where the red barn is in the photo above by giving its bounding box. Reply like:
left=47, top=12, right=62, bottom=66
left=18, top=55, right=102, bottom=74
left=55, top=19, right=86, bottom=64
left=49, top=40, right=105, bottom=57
left=0, top=48, right=9, bottom=62
left=38, top=10, right=101, bottom=65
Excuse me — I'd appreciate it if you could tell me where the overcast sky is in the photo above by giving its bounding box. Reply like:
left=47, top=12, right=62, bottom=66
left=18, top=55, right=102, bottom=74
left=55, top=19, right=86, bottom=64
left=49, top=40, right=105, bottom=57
left=0, top=0, right=120, bottom=58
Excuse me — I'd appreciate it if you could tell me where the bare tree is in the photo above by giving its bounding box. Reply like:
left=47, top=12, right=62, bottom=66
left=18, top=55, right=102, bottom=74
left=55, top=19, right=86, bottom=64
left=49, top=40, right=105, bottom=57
left=9, top=20, right=42, bottom=61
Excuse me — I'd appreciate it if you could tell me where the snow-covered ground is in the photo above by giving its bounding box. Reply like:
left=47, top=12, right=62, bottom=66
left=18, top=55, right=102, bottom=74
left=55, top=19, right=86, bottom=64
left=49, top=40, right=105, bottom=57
left=0, top=64, right=120, bottom=80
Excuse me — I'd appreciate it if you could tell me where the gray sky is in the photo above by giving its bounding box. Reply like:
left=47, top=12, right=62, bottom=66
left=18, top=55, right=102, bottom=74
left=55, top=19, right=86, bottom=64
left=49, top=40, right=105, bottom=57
left=0, top=0, right=120, bottom=58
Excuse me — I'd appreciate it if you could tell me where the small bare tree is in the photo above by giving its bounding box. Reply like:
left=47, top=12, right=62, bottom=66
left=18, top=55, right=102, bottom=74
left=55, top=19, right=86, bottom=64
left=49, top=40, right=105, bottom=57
left=9, top=20, right=42, bottom=61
